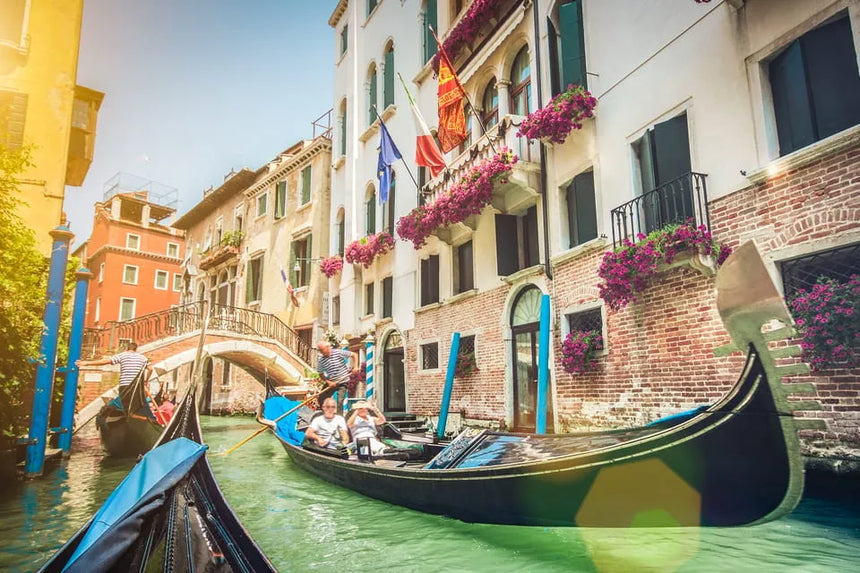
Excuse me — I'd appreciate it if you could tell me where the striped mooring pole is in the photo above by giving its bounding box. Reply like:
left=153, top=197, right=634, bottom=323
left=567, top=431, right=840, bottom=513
left=365, top=339, right=374, bottom=401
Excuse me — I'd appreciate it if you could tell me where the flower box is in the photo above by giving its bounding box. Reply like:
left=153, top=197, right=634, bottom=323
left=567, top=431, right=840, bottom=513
left=319, top=255, right=344, bottom=278
left=345, top=231, right=395, bottom=267
left=516, top=85, right=597, bottom=145
left=199, top=244, right=239, bottom=271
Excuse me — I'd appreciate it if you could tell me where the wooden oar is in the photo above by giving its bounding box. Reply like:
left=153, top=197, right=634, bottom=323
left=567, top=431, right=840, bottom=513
left=215, top=389, right=326, bottom=457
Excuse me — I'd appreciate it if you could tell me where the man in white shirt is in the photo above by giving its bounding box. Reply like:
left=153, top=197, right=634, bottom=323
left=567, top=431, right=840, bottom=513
left=305, top=397, right=350, bottom=452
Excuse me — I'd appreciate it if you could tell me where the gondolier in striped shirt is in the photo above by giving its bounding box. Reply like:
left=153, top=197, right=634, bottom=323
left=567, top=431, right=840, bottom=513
left=76, top=341, right=153, bottom=409
left=316, top=340, right=359, bottom=413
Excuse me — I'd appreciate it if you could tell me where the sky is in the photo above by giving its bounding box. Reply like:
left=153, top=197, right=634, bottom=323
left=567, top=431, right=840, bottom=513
left=67, top=0, right=336, bottom=242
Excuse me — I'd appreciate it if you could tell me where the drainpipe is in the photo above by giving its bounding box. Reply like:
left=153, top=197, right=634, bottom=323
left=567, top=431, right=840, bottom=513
left=531, top=0, right=553, bottom=281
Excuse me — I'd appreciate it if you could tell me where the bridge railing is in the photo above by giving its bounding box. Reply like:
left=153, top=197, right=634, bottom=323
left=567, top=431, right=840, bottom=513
left=209, top=303, right=314, bottom=366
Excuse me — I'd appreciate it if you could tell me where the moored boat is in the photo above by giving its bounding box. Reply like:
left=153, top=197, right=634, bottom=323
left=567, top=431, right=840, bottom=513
left=259, top=242, right=807, bottom=527
left=95, top=370, right=164, bottom=457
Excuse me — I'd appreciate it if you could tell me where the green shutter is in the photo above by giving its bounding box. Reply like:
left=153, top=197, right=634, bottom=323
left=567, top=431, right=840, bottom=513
left=559, top=0, right=586, bottom=89
left=384, top=48, right=395, bottom=108
left=573, top=171, right=597, bottom=246
left=547, top=18, right=561, bottom=97
left=340, top=107, right=347, bottom=156
left=424, top=0, right=437, bottom=62
left=495, top=214, right=520, bottom=276
left=302, top=166, right=312, bottom=204
left=366, top=195, right=376, bottom=235
left=305, top=234, right=313, bottom=287
left=275, top=181, right=286, bottom=218
left=289, top=243, right=297, bottom=287
left=369, top=70, right=377, bottom=124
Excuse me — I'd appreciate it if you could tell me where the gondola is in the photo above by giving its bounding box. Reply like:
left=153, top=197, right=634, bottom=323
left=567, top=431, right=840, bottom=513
left=39, top=389, right=276, bottom=572
left=259, top=242, right=806, bottom=527
left=95, top=368, right=164, bottom=457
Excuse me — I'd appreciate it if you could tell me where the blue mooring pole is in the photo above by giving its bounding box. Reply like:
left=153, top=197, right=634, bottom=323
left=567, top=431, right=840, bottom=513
left=437, top=332, right=460, bottom=440
left=536, top=294, right=551, bottom=434
left=25, top=225, right=74, bottom=477
left=57, top=268, right=92, bottom=453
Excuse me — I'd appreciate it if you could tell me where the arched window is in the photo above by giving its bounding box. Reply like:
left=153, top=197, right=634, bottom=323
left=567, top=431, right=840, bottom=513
left=511, top=285, right=542, bottom=326
left=459, top=103, right=473, bottom=154
left=368, top=65, right=378, bottom=126
left=365, top=185, right=376, bottom=235
left=339, top=98, right=347, bottom=157
left=336, top=207, right=346, bottom=256
left=382, top=171, right=396, bottom=232
left=383, top=43, right=395, bottom=108
left=482, top=79, right=498, bottom=129
left=510, top=46, right=532, bottom=115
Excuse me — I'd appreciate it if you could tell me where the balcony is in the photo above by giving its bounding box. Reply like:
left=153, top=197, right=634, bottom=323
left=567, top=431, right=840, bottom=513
left=609, top=172, right=710, bottom=248
left=66, top=85, right=104, bottom=186
left=199, top=231, right=243, bottom=271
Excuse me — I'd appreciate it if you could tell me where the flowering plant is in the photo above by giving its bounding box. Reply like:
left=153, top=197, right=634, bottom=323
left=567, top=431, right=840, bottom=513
left=455, top=350, right=477, bottom=378
left=561, top=329, right=603, bottom=374
left=432, top=0, right=500, bottom=73
left=319, top=255, right=344, bottom=278
left=397, top=148, right=518, bottom=248
left=344, top=231, right=395, bottom=267
left=517, top=85, right=598, bottom=144
left=347, top=361, right=367, bottom=396
left=597, top=223, right=732, bottom=311
left=788, top=275, right=859, bottom=371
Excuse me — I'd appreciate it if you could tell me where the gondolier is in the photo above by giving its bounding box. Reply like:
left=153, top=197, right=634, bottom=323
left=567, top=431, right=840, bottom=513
left=316, top=340, right=359, bottom=412
left=76, top=341, right=152, bottom=409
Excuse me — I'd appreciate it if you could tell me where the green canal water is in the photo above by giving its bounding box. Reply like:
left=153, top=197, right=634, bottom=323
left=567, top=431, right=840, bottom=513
left=1, top=416, right=859, bottom=572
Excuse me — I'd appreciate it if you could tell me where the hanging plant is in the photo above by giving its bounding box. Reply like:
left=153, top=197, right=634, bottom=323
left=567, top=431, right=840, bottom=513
left=788, top=275, right=860, bottom=372
left=561, top=330, right=603, bottom=375
left=597, top=223, right=732, bottom=311
left=319, top=255, right=344, bottom=278
left=516, top=85, right=597, bottom=144
left=344, top=231, right=395, bottom=267
left=431, top=0, right=502, bottom=73
left=397, top=148, right=518, bottom=249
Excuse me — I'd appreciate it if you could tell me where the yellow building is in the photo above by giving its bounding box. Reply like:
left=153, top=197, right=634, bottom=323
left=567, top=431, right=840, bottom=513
left=1, top=0, right=103, bottom=253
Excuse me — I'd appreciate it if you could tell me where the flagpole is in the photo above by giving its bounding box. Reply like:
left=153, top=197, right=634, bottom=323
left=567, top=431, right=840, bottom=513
left=430, top=25, right=497, bottom=155
left=372, top=105, right=421, bottom=192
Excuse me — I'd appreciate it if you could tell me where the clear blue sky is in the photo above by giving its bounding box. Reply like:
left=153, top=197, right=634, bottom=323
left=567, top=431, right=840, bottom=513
left=67, top=0, right=335, bottom=242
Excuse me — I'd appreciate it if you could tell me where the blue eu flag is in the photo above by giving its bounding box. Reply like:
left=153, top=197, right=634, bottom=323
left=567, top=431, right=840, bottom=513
left=377, top=119, right=401, bottom=204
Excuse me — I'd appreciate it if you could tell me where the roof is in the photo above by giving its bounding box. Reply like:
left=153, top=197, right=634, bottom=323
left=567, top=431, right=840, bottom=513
left=172, top=168, right=261, bottom=229
left=329, top=0, right=348, bottom=27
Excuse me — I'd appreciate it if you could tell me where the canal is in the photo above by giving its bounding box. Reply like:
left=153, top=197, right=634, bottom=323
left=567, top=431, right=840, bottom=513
left=1, top=416, right=859, bottom=572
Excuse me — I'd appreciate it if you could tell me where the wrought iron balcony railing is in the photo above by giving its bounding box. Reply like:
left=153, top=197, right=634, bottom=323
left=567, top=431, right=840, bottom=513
left=610, top=172, right=710, bottom=248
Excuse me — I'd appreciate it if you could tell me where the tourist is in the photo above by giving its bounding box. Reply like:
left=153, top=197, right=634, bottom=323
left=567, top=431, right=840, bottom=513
left=316, top=340, right=359, bottom=413
left=76, top=341, right=152, bottom=410
left=347, top=400, right=387, bottom=456
left=305, top=397, right=350, bottom=453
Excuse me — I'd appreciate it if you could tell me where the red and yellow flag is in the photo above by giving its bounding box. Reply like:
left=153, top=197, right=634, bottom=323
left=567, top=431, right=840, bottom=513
left=437, top=49, right=467, bottom=153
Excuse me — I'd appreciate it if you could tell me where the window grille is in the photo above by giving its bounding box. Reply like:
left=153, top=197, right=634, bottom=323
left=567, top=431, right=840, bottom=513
left=566, top=308, right=604, bottom=349
left=421, top=342, right=439, bottom=370
left=780, top=243, right=860, bottom=299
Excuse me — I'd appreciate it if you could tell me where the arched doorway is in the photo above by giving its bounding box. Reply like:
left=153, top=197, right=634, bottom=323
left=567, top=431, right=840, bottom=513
left=382, top=331, right=405, bottom=412
left=200, top=357, right=214, bottom=414
left=510, top=286, right=553, bottom=432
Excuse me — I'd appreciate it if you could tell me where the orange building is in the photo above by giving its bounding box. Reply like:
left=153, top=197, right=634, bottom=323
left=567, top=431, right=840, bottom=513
left=74, top=174, right=185, bottom=327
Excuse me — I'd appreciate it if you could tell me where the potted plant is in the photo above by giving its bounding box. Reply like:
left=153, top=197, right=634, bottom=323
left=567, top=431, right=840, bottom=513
left=516, top=84, right=597, bottom=145
left=319, top=255, right=344, bottom=278
left=344, top=231, right=395, bottom=267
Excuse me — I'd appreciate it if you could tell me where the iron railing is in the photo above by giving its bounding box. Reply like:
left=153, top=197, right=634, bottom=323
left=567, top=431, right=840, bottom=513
left=80, top=301, right=314, bottom=367
left=610, top=172, right=710, bottom=248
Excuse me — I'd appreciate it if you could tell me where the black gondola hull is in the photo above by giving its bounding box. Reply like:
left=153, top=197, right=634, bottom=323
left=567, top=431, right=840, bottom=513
left=96, top=410, right=163, bottom=457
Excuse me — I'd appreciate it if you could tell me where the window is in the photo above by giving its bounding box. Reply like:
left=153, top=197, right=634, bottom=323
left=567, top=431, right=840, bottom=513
left=119, top=298, right=136, bottom=321
left=548, top=0, right=586, bottom=96
left=154, top=270, right=169, bottom=290
left=339, top=99, right=348, bottom=157
left=495, top=207, right=539, bottom=276
left=459, top=104, right=473, bottom=155
left=221, top=362, right=232, bottom=389
left=365, top=282, right=375, bottom=315
left=256, top=192, right=268, bottom=217
left=417, top=167, right=428, bottom=206
left=566, top=170, right=597, bottom=247
left=382, top=172, right=396, bottom=232
left=332, top=295, right=341, bottom=325
left=173, top=274, right=183, bottom=292
left=633, top=112, right=693, bottom=233
left=340, top=24, right=348, bottom=56
left=94, top=297, right=101, bottom=323
left=368, top=65, right=378, bottom=125
left=458, top=334, right=476, bottom=361
left=126, top=234, right=140, bottom=250
left=336, top=209, right=346, bottom=256
left=365, top=187, right=376, bottom=235
left=245, top=256, right=263, bottom=303
left=482, top=79, right=498, bottom=129
left=420, top=254, right=440, bottom=306
left=769, top=14, right=860, bottom=157
left=454, top=240, right=474, bottom=293
left=234, top=206, right=244, bottom=232
left=423, top=0, right=438, bottom=63
left=421, top=342, right=439, bottom=370
left=383, top=43, right=395, bottom=108
left=0, top=90, right=28, bottom=149
left=274, top=181, right=287, bottom=219
left=98, top=262, right=104, bottom=283
left=167, top=242, right=180, bottom=258
left=382, top=276, right=393, bottom=318
left=0, top=0, right=27, bottom=47
left=566, top=307, right=604, bottom=350
left=367, top=0, right=378, bottom=17
left=300, top=166, right=312, bottom=205
left=123, top=265, right=139, bottom=285
left=289, top=235, right=312, bottom=288
left=450, top=0, right=464, bottom=22
left=780, top=243, right=860, bottom=299
left=510, top=46, right=532, bottom=115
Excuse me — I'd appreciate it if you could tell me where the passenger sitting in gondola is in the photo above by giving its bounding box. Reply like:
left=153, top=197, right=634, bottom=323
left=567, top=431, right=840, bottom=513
left=157, top=392, right=176, bottom=423
left=304, top=397, right=350, bottom=454
left=347, top=400, right=388, bottom=456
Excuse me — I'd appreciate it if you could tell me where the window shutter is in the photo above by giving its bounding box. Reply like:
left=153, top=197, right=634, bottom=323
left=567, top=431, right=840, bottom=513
left=769, top=41, right=815, bottom=156
left=289, top=243, right=297, bottom=287
left=424, top=0, right=438, bottom=62
left=524, top=206, right=540, bottom=268
left=384, top=48, right=395, bottom=108
left=547, top=18, right=561, bottom=97
left=495, top=214, right=520, bottom=276
left=0, top=91, right=28, bottom=149
left=369, top=70, right=378, bottom=124
left=458, top=241, right=474, bottom=292
left=366, top=195, right=376, bottom=235
left=652, top=113, right=691, bottom=186
left=340, top=107, right=347, bottom=156
left=428, top=254, right=439, bottom=304
left=420, top=258, right=430, bottom=306
left=382, top=276, right=393, bottom=318
left=337, top=219, right=345, bottom=256
left=302, top=167, right=312, bottom=204
left=275, top=181, right=286, bottom=218
left=571, top=171, right=597, bottom=246
left=305, top=234, right=313, bottom=287
left=559, top=0, right=586, bottom=89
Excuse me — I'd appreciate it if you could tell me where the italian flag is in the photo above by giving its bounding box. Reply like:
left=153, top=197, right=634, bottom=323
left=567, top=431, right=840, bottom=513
left=398, top=73, right=446, bottom=179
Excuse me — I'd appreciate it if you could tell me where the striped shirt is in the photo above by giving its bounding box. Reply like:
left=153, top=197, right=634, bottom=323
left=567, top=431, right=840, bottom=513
left=317, top=348, right=352, bottom=382
left=110, top=351, right=149, bottom=386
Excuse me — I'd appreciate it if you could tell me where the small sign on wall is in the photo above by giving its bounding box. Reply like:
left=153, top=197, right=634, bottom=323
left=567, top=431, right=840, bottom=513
left=322, top=291, right=330, bottom=325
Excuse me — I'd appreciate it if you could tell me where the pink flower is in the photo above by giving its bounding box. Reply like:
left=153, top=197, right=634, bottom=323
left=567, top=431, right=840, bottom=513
left=344, top=231, right=395, bottom=267
left=561, top=330, right=603, bottom=374
left=319, top=255, right=344, bottom=278
left=516, top=85, right=598, bottom=144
